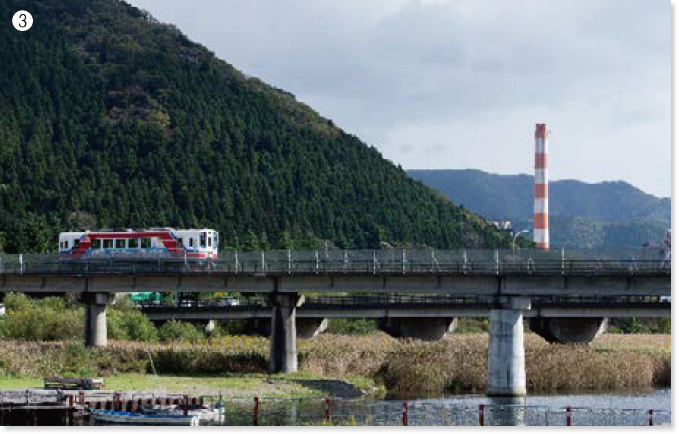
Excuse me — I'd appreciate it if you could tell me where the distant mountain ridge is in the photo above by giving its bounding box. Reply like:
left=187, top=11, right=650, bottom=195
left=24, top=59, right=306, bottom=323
left=408, top=169, right=670, bottom=249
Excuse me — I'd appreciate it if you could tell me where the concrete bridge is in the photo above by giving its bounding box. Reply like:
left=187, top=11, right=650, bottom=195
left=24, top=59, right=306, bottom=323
left=139, top=294, right=670, bottom=321
left=139, top=293, right=670, bottom=351
left=0, top=249, right=671, bottom=398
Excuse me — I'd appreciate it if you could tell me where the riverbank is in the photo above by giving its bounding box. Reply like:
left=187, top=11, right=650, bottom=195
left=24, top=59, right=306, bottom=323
left=0, top=333, right=668, bottom=398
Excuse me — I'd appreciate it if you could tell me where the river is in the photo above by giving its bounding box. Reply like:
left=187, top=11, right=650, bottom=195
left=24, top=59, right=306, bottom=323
left=210, top=389, right=671, bottom=426
left=2, top=388, right=670, bottom=426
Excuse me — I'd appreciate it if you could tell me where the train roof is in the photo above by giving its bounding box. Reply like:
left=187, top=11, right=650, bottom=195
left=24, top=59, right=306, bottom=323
left=60, top=228, right=216, bottom=235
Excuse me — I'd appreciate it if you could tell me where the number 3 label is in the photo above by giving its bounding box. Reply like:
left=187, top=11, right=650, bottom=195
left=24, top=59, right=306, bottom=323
left=12, top=10, right=33, bottom=31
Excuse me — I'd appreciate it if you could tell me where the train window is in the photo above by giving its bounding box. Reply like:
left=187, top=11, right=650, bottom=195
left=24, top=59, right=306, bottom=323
left=214, top=233, right=219, bottom=248
left=74, top=240, right=80, bottom=248
left=115, top=239, right=125, bottom=249
left=141, top=238, right=151, bottom=249
left=129, top=238, right=139, bottom=248
left=200, top=233, right=207, bottom=248
left=92, top=239, right=101, bottom=249
left=103, top=239, right=113, bottom=249
left=208, top=236, right=212, bottom=247
left=189, top=238, right=194, bottom=247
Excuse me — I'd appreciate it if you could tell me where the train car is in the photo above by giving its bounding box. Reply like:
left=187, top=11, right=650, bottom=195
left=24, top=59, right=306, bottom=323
left=58, top=228, right=219, bottom=259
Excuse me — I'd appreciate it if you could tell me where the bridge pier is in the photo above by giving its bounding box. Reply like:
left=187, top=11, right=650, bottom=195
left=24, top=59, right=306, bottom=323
left=269, top=293, right=302, bottom=374
left=487, top=297, right=530, bottom=397
left=80, top=293, right=109, bottom=348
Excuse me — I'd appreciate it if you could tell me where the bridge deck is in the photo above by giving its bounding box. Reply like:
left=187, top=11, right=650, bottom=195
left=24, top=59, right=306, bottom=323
left=0, top=250, right=670, bottom=296
left=0, top=249, right=670, bottom=276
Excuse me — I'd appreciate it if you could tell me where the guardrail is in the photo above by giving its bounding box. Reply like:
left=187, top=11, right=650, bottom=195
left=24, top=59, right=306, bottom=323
left=0, top=248, right=671, bottom=276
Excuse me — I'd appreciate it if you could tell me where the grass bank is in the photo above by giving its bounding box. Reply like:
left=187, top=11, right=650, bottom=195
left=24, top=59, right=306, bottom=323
left=0, top=373, right=372, bottom=398
left=0, top=333, right=669, bottom=399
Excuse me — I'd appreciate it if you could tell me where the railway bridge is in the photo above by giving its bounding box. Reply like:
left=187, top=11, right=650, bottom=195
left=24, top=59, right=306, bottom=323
left=0, top=248, right=670, bottom=398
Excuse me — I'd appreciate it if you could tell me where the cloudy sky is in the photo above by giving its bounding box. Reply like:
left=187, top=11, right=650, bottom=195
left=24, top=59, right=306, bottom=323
left=130, top=0, right=671, bottom=197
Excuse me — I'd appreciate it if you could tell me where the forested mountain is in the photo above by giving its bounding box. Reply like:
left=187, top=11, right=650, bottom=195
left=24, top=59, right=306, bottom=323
left=409, top=169, right=670, bottom=249
left=0, top=0, right=517, bottom=254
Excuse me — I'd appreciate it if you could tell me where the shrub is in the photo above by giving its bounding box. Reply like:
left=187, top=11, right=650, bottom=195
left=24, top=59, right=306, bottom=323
left=655, top=318, right=671, bottom=334
left=62, top=342, right=97, bottom=377
left=326, top=319, right=377, bottom=335
left=0, top=293, right=83, bottom=341
left=122, top=312, right=159, bottom=342
left=107, top=306, right=158, bottom=342
left=158, top=320, right=204, bottom=344
left=455, top=318, right=489, bottom=333
left=107, top=308, right=131, bottom=340
left=213, top=320, right=248, bottom=336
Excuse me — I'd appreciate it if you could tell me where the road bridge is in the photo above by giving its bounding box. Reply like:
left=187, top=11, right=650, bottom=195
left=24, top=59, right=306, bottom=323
left=138, top=294, right=670, bottom=320
left=0, top=249, right=671, bottom=397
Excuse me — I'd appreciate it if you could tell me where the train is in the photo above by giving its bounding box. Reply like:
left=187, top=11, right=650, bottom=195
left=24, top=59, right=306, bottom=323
left=58, top=228, right=219, bottom=259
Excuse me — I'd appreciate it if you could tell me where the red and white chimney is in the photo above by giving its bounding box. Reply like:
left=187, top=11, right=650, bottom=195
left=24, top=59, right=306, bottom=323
left=533, top=123, right=549, bottom=249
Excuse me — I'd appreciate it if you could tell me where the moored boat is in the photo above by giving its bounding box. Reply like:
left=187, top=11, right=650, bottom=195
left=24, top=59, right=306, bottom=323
left=88, top=408, right=200, bottom=426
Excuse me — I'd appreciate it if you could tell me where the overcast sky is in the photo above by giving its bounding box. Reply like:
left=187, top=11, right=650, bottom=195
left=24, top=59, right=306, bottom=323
left=129, top=0, right=670, bottom=197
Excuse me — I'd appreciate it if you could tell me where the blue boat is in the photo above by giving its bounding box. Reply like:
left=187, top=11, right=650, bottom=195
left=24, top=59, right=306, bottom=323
left=88, top=408, right=200, bottom=426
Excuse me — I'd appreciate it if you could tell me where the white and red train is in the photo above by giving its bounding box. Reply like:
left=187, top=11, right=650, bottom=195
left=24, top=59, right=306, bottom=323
left=58, top=228, right=219, bottom=259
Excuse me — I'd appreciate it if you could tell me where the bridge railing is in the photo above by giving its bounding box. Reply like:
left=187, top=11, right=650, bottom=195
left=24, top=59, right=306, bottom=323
left=0, top=248, right=670, bottom=276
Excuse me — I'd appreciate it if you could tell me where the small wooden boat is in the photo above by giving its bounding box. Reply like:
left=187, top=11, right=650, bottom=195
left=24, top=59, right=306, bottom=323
left=88, top=408, right=200, bottom=426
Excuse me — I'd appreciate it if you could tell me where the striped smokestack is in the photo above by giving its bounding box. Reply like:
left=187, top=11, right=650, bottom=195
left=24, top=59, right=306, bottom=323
left=533, top=123, right=549, bottom=249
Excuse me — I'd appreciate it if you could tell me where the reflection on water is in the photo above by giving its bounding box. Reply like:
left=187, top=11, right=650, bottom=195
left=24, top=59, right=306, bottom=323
left=413, top=389, right=671, bottom=426
left=432, top=388, right=671, bottom=411
left=207, top=389, right=670, bottom=426
left=486, top=397, right=526, bottom=426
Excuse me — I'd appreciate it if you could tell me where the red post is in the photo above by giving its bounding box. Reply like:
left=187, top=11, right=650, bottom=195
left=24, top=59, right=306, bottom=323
left=566, top=406, right=572, bottom=426
left=253, top=397, right=260, bottom=426
left=479, top=404, right=485, bottom=426
left=67, top=395, right=75, bottom=426
left=402, top=402, right=408, bottom=426
left=325, top=397, right=331, bottom=422
left=648, top=409, right=653, bottom=426
left=183, top=394, right=189, bottom=416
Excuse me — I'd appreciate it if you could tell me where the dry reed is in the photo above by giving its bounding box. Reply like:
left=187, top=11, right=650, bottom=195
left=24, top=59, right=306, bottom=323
left=0, top=333, right=669, bottom=397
